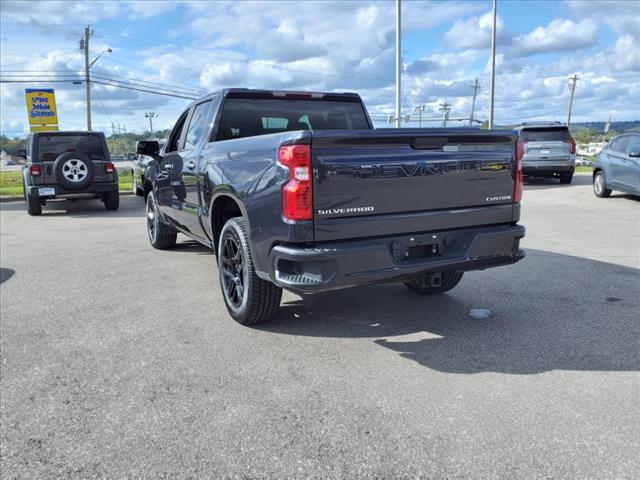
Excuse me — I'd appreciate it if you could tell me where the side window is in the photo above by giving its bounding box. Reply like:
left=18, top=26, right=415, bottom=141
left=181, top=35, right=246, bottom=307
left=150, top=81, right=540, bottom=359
left=626, top=136, right=640, bottom=154
left=184, top=100, right=212, bottom=150
left=613, top=137, right=631, bottom=154
left=166, top=110, right=190, bottom=153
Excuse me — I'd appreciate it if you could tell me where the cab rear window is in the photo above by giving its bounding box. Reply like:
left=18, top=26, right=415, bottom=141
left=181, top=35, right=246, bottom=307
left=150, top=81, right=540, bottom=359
left=519, top=127, right=572, bottom=142
left=36, top=134, right=106, bottom=162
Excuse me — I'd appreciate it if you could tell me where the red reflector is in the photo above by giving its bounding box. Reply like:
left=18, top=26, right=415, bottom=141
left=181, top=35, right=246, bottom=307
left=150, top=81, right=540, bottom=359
left=29, top=165, right=41, bottom=176
left=105, top=162, right=115, bottom=174
left=514, top=143, right=524, bottom=203
left=279, top=145, right=312, bottom=221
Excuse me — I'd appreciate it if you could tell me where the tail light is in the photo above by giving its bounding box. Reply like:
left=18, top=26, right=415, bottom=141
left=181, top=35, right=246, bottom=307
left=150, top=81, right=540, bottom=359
left=566, top=139, right=576, bottom=154
left=29, top=165, right=41, bottom=176
left=279, top=144, right=313, bottom=221
left=514, top=142, right=524, bottom=203
left=105, top=162, right=115, bottom=174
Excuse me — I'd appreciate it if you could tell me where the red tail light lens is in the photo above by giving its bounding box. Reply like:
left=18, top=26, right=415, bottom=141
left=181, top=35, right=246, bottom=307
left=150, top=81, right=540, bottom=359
left=279, top=144, right=313, bottom=221
left=105, top=162, right=115, bottom=174
left=566, top=139, right=576, bottom=154
left=514, top=143, right=524, bottom=203
left=29, top=165, right=41, bottom=176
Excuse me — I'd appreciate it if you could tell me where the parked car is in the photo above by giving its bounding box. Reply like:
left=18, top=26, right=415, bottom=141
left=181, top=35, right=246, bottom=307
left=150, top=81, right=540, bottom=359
left=138, top=88, right=525, bottom=325
left=593, top=133, right=640, bottom=197
left=515, top=122, right=576, bottom=184
left=132, top=139, right=166, bottom=196
left=575, top=156, right=592, bottom=167
left=21, top=131, right=119, bottom=216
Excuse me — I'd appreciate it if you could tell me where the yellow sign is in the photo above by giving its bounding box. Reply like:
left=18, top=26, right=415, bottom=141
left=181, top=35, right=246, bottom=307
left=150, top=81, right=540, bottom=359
left=25, top=88, right=59, bottom=132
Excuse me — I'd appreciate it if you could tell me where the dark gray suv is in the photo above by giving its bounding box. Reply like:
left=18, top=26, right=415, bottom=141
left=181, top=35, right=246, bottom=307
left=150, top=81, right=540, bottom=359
left=21, top=131, right=119, bottom=215
left=516, top=122, right=576, bottom=184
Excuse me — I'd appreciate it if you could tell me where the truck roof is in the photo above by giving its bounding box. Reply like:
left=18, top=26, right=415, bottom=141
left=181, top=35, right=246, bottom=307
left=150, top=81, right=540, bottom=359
left=31, top=131, right=105, bottom=137
left=192, top=88, right=362, bottom=107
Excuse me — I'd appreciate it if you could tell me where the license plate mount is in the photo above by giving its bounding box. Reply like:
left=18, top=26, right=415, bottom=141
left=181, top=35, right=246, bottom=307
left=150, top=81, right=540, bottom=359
left=38, top=187, right=55, bottom=197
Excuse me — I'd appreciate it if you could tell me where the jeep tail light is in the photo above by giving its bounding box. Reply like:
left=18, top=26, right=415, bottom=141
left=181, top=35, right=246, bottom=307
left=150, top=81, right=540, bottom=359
left=105, top=162, right=115, bottom=174
left=514, top=143, right=524, bottom=203
left=566, top=139, right=576, bottom=154
left=29, top=165, right=41, bottom=176
left=279, top=144, right=313, bottom=221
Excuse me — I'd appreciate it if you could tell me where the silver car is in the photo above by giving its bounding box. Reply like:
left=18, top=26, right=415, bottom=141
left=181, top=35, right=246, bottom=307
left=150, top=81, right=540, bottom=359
left=593, top=133, right=640, bottom=198
left=516, top=122, right=576, bottom=184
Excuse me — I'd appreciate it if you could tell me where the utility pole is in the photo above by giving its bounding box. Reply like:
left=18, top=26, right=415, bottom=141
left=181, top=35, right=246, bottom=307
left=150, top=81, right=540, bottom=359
left=488, top=0, right=497, bottom=129
left=413, top=105, right=425, bottom=128
left=469, top=78, right=480, bottom=127
left=395, top=0, right=401, bottom=128
left=145, top=112, right=157, bottom=137
left=439, top=102, right=451, bottom=127
left=82, top=25, right=93, bottom=131
left=122, top=124, right=129, bottom=155
left=567, top=74, right=579, bottom=127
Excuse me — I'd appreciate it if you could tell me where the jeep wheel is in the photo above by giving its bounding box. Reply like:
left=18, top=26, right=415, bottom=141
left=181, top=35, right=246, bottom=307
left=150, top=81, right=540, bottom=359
left=559, top=172, right=573, bottom=184
left=146, top=192, right=177, bottom=249
left=593, top=171, right=611, bottom=198
left=26, top=194, right=42, bottom=216
left=404, top=272, right=464, bottom=295
left=104, top=190, right=119, bottom=210
left=53, top=152, right=95, bottom=190
left=218, top=217, right=282, bottom=325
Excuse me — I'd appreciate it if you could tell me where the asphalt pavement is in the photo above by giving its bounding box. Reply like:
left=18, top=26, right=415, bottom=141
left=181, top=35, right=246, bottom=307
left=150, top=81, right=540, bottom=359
left=1, top=175, right=639, bottom=478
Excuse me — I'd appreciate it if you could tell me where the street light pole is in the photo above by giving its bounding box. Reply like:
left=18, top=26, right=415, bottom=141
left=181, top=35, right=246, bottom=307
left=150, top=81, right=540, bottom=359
left=567, top=74, right=579, bottom=127
left=83, top=25, right=93, bottom=131
left=395, top=0, right=401, bottom=128
left=145, top=112, right=157, bottom=137
left=488, top=0, right=497, bottom=129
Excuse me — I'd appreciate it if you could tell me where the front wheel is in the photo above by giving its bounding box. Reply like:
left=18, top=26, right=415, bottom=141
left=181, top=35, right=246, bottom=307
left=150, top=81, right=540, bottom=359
left=404, top=272, right=464, bottom=295
left=146, top=191, right=177, bottom=249
left=593, top=171, right=611, bottom=198
left=218, top=217, right=282, bottom=325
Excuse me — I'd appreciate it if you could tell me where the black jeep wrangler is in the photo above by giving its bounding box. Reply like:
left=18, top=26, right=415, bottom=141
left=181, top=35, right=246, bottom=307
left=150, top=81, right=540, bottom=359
left=21, top=131, right=119, bottom=215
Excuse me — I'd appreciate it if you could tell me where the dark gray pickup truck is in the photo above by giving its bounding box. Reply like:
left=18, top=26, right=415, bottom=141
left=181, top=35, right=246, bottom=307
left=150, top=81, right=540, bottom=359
left=138, top=89, right=525, bottom=325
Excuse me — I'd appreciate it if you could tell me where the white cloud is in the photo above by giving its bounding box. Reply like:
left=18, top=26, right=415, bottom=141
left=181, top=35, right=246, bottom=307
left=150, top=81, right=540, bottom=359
left=511, top=18, right=599, bottom=57
left=444, top=12, right=509, bottom=50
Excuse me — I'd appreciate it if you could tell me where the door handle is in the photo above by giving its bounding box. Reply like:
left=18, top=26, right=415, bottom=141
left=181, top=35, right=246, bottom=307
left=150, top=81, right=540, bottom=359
left=186, top=161, right=196, bottom=170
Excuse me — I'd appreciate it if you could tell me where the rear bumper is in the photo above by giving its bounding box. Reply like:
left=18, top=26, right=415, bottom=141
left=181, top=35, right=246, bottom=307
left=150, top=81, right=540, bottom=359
left=269, top=223, right=525, bottom=293
left=27, top=182, right=118, bottom=199
left=523, top=165, right=574, bottom=176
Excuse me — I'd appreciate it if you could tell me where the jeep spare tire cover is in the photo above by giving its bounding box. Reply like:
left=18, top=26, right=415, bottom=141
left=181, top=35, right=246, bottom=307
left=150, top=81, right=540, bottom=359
left=53, top=152, right=95, bottom=190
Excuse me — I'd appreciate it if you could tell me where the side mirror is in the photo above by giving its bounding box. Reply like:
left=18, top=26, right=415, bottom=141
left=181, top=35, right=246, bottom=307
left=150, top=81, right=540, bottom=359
left=136, top=140, right=160, bottom=157
left=17, top=149, right=27, bottom=159
left=628, top=151, right=640, bottom=158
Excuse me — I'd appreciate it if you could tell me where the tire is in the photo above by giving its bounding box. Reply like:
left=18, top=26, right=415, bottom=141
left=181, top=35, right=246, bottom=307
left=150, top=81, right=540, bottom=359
left=53, top=152, right=95, bottom=190
left=26, top=194, right=42, bottom=216
left=593, top=171, right=612, bottom=198
left=218, top=217, right=282, bottom=325
left=404, top=272, right=464, bottom=295
left=132, top=171, right=143, bottom=196
left=104, top=190, right=120, bottom=210
left=146, top=191, right=177, bottom=249
left=559, top=172, right=573, bottom=184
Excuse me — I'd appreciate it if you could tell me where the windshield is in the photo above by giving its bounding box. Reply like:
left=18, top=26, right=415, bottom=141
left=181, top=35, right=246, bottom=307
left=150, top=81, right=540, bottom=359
left=215, top=98, right=370, bottom=141
left=519, top=127, right=572, bottom=142
left=36, top=134, right=106, bottom=162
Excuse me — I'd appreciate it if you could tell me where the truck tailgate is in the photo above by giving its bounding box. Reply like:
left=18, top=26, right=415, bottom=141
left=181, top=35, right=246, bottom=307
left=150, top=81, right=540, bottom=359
left=312, top=129, right=517, bottom=241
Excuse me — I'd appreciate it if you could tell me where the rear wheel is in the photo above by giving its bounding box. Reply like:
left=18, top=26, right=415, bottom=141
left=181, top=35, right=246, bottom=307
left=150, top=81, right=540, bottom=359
left=146, top=192, right=177, bottom=249
left=26, top=194, right=42, bottom=216
left=104, top=190, right=119, bottom=210
left=132, top=171, right=143, bottom=196
left=218, top=217, right=282, bottom=325
left=404, top=272, right=464, bottom=295
left=593, top=171, right=611, bottom=198
left=559, top=172, right=573, bottom=184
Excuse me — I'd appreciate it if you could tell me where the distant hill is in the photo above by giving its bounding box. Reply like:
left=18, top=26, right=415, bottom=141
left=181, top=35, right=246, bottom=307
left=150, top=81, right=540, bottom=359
left=570, top=121, right=640, bottom=133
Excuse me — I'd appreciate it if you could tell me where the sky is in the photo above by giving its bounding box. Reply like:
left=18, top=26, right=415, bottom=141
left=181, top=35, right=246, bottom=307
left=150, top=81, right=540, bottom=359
left=1, top=0, right=639, bottom=137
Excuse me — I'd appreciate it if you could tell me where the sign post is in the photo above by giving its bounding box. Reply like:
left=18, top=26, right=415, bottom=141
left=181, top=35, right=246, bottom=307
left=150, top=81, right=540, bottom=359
left=24, top=89, right=59, bottom=132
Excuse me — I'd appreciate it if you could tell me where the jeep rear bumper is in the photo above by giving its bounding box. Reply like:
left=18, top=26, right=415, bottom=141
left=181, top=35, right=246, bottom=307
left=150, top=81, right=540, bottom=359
left=269, top=224, right=525, bottom=293
left=27, top=182, right=118, bottom=199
